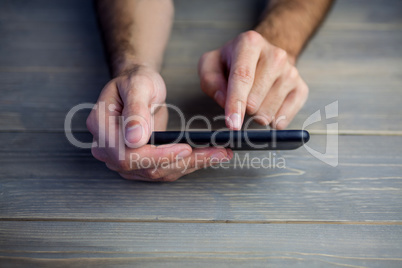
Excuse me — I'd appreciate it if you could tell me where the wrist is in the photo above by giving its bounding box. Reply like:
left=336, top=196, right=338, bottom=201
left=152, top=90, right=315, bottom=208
left=255, top=23, right=301, bottom=62
left=111, top=54, right=160, bottom=77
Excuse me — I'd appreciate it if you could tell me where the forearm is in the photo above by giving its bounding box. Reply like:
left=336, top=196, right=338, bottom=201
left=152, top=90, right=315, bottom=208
left=96, top=0, right=174, bottom=76
left=255, top=0, right=334, bottom=62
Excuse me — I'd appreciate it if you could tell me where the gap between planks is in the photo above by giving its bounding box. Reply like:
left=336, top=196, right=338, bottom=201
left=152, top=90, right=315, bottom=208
left=0, top=254, right=402, bottom=263
left=0, top=218, right=401, bottom=225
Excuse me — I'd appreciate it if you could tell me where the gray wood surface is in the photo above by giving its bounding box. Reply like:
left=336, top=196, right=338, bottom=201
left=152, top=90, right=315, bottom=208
left=1, top=222, right=402, bottom=267
left=0, top=133, right=401, bottom=222
left=0, top=0, right=401, bottom=132
left=0, top=0, right=402, bottom=267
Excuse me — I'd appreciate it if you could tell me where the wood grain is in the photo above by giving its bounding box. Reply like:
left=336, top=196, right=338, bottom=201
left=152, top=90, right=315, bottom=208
left=0, top=133, right=401, bottom=222
left=1, top=0, right=402, bottom=267
left=1, top=221, right=402, bottom=267
left=0, top=0, right=401, bottom=131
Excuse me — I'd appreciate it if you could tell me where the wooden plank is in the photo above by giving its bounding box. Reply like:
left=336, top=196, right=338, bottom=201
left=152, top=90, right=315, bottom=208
left=0, top=133, right=401, bottom=222
left=0, top=221, right=401, bottom=267
left=0, top=0, right=401, bottom=132
left=1, top=68, right=400, bottom=131
left=1, top=0, right=401, bottom=71
left=172, top=0, right=402, bottom=25
left=1, top=22, right=402, bottom=132
left=0, top=20, right=108, bottom=70
left=0, top=0, right=95, bottom=22
left=323, top=0, right=402, bottom=25
left=0, top=0, right=266, bottom=23
left=2, top=0, right=401, bottom=25
left=0, top=1, right=401, bottom=266
left=0, top=71, right=107, bottom=131
left=2, top=10, right=401, bottom=71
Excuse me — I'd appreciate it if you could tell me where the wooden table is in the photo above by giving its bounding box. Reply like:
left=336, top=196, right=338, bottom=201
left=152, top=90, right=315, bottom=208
left=1, top=0, right=402, bottom=267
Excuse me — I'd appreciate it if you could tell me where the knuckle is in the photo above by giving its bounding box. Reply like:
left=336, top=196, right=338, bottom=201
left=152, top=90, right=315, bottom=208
left=124, top=87, right=140, bottom=102
left=230, top=97, right=247, bottom=111
left=288, top=67, right=299, bottom=80
left=246, top=83, right=266, bottom=114
left=273, top=47, right=288, bottom=66
left=232, top=66, right=254, bottom=85
left=123, top=102, right=149, bottom=124
left=123, top=77, right=155, bottom=99
left=246, top=97, right=260, bottom=115
left=241, top=30, right=263, bottom=45
left=129, top=73, right=153, bottom=88
left=125, top=102, right=141, bottom=115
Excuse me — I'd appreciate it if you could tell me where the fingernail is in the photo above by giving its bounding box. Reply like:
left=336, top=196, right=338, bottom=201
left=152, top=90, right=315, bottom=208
left=276, top=120, right=287, bottom=130
left=228, top=113, right=242, bottom=130
left=177, top=149, right=192, bottom=159
left=214, top=91, right=225, bottom=107
left=125, top=124, right=143, bottom=144
left=157, top=144, right=175, bottom=149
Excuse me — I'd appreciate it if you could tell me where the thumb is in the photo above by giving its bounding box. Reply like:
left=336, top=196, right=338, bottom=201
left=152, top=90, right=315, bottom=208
left=123, top=107, right=151, bottom=148
left=120, top=80, right=154, bottom=148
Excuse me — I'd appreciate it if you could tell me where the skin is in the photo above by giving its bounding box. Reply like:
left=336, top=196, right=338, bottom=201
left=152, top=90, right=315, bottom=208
left=87, top=0, right=334, bottom=182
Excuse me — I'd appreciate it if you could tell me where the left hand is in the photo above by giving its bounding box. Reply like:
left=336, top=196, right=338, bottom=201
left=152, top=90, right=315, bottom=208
left=87, top=65, right=232, bottom=182
left=198, top=30, right=309, bottom=130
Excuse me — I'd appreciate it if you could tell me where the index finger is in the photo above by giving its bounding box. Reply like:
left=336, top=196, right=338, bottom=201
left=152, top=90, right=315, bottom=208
left=225, top=32, right=262, bottom=130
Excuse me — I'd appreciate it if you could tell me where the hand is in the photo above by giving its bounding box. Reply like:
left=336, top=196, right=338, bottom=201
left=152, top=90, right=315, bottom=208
left=198, top=30, right=309, bottom=130
left=86, top=65, right=232, bottom=182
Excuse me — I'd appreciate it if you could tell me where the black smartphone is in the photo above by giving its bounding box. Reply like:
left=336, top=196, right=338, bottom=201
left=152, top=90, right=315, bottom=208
left=148, top=130, right=309, bottom=150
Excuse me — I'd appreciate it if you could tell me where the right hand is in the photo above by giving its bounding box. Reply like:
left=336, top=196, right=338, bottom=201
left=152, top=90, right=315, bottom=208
left=86, top=65, right=233, bottom=182
left=198, top=31, right=309, bottom=130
